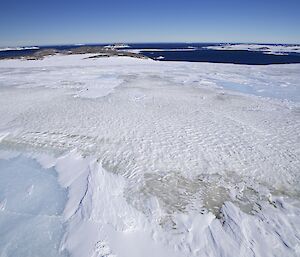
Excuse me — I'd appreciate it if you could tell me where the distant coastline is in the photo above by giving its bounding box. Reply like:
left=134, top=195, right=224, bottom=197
left=0, top=45, right=148, bottom=61
left=1, top=43, right=300, bottom=65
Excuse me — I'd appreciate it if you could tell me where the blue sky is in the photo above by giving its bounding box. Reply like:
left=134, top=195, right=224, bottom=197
left=0, top=0, right=299, bottom=46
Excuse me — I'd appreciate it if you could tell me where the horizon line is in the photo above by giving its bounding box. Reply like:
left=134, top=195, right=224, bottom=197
left=1, top=41, right=300, bottom=48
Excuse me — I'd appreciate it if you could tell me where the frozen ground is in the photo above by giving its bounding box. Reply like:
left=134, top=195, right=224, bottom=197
left=0, top=55, right=299, bottom=257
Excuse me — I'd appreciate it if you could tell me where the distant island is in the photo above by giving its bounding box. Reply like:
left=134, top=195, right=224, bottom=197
left=0, top=44, right=148, bottom=60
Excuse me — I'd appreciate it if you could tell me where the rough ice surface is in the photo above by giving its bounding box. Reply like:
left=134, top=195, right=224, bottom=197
left=0, top=153, right=68, bottom=257
left=0, top=55, right=299, bottom=257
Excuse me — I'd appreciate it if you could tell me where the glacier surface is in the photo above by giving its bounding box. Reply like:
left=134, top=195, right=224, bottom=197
left=0, top=55, right=299, bottom=257
left=0, top=152, right=68, bottom=257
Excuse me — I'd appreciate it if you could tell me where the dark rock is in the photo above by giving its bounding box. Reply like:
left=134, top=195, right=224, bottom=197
left=0, top=46, right=150, bottom=60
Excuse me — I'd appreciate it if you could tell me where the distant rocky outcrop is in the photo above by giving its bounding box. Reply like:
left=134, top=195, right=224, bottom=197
left=0, top=46, right=149, bottom=60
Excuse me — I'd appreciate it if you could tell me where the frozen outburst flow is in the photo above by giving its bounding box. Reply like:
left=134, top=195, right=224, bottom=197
left=0, top=55, right=300, bottom=257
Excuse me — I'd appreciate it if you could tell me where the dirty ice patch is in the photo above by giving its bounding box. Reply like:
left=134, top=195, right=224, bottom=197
left=53, top=150, right=183, bottom=257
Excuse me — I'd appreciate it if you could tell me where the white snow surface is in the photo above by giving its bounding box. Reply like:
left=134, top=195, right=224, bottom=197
left=0, top=54, right=300, bottom=257
left=127, top=48, right=197, bottom=54
left=205, top=43, right=300, bottom=55
left=0, top=46, right=39, bottom=51
left=104, top=44, right=131, bottom=49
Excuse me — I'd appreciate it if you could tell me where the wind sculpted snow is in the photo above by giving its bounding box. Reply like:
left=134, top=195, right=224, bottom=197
left=0, top=55, right=299, bottom=257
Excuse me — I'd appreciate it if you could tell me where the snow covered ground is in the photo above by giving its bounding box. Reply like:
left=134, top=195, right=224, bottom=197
left=0, top=46, right=39, bottom=52
left=126, top=48, right=198, bottom=54
left=0, top=55, right=299, bottom=257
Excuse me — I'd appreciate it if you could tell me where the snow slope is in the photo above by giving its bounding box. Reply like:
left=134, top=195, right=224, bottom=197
left=0, top=55, right=299, bottom=257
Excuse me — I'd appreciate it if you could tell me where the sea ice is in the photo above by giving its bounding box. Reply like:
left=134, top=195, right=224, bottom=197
left=204, top=43, right=300, bottom=55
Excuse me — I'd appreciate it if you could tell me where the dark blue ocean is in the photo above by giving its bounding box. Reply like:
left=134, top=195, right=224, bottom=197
left=1, top=43, right=300, bottom=65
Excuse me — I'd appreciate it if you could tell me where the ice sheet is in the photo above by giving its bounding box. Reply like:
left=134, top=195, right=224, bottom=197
left=0, top=54, right=299, bottom=257
left=0, top=54, right=299, bottom=101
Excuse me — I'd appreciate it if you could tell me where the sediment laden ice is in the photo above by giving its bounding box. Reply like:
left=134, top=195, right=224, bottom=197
left=0, top=55, right=299, bottom=257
